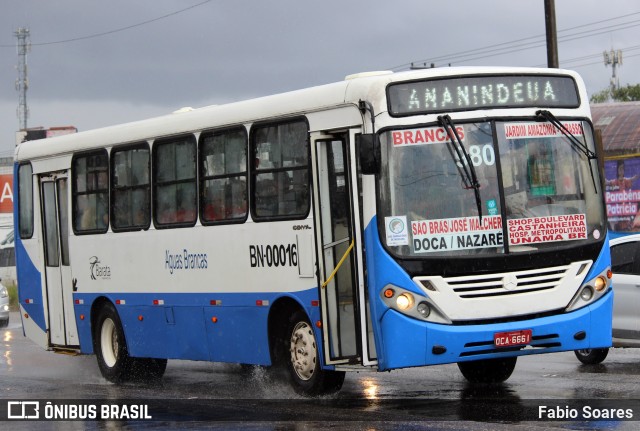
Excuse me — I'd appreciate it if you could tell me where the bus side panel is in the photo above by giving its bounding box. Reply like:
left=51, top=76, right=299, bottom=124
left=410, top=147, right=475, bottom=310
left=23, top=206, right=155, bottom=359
left=205, top=306, right=270, bottom=364
left=111, top=304, right=210, bottom=361
left=74, top=290, right=314, bottom=364
left=15, top=237, right=46, bottom=330
left=74, top=303, right=93, bottom=354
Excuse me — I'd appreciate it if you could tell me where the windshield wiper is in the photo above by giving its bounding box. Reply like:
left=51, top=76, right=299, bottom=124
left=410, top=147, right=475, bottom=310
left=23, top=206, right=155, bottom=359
left=535, top=110, right=598, bottom=193
left=437, top=115, right=483, bottom=221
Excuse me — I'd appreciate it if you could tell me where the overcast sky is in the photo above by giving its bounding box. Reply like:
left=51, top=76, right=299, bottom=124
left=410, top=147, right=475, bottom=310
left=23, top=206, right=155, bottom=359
left=1, top=0, right=639, bottom=158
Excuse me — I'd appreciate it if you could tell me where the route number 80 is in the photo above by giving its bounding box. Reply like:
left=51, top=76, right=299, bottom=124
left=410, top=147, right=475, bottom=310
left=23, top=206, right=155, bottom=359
left=455, top=144, right=495, bottom=168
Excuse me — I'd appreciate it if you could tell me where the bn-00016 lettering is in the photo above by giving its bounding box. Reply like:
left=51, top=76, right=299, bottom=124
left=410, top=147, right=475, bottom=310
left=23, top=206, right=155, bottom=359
left=249, top=244, right=298, bottom=268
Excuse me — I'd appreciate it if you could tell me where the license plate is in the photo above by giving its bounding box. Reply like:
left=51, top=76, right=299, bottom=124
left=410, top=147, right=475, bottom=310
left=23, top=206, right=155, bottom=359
left=494, top=329, right=532, bottom=347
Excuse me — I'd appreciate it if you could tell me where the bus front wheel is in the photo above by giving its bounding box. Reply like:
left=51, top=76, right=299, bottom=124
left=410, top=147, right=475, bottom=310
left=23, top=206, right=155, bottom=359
left=284, top=310, right=345, bottom=395
left=457, top=357, right=517, bottom=384
left=574, top=348, right=609, bottom=365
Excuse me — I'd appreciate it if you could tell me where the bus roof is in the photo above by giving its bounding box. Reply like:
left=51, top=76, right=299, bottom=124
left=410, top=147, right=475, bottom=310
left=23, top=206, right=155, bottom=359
left=15, top=66, right=584, bottom=162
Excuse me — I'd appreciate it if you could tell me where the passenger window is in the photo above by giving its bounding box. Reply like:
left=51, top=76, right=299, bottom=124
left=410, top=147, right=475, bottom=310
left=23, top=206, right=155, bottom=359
left=18, top=163, right=34, bottom=239
left=251, top=120, right=309, bottom=219
left=199, top=128, right=247, bottom=224
left=111, top=144, right=150, bottom=231
left=153, top=135, right=197, bottom=227
left=611, top=242, right=637, bottom=274
left=72, top=150, right=109, bottom=234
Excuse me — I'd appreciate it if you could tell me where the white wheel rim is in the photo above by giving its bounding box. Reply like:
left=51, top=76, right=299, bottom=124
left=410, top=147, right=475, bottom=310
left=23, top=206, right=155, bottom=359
left=100, top=317, right=118, bottom=368
left=290, top=321, right=317, bottom=381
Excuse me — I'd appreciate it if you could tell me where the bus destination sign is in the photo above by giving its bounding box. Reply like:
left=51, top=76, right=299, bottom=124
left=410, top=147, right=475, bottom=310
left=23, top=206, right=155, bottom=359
left=388, top=75, right=579, bottom=115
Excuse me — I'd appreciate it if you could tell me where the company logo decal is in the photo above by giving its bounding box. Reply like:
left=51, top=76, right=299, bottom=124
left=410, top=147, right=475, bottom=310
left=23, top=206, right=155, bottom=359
left=89, top=256, right=111, bottom=280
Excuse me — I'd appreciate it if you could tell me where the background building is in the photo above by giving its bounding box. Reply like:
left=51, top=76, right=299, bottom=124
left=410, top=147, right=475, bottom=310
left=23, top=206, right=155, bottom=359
left=592, top=102, right=640, bottom=235
left=0, top=156, right=14, bottom=283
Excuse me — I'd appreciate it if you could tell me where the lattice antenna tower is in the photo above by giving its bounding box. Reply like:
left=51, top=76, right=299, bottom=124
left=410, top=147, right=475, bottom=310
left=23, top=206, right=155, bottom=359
left=15, top=27, right=31, bottom=130
left=603, top=49, right=623, bottom=97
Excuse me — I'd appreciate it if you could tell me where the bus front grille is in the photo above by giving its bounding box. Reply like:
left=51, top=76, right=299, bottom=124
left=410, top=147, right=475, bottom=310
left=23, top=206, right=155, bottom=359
left=448, top=267, right=567, bottom=298
left=413, top=260, right=593, bottom=321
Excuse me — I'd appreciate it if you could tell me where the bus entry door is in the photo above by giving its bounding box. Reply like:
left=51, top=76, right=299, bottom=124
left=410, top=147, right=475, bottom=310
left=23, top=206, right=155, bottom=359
left=312, top=133, right=362, bottom=364
left=40, top=173, right=78, bottom=347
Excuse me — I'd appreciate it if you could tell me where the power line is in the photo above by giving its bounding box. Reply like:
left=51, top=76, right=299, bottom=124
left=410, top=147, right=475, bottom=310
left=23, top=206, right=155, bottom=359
left=406, top=20, right=640, bottom=69
left=392, top=11, right=640, bottom=70
left=0, top=0, right=213, bottom=48
left=530, top=45, right=640, bottom=68
left=402, top=19, right=640, bottom=69
left=569, top=51, right=640, bottom=70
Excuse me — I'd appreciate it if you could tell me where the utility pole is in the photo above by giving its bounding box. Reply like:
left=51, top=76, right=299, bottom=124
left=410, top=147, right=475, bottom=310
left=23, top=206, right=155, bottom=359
left=544, top=0, right=559, bottom=68
left=603, top=49, right=623, bottom=98
left=15, top=27, right=31, bottom=131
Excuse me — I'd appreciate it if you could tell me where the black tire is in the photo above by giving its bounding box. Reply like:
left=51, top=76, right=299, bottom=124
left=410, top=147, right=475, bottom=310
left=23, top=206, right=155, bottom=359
left=94, top=302, right=132, bottom=383
left=0, top=318, right=8, bottom=328
left=457, top=357, right=517, bottom=384
left=283, top=310, right=345, bottom=396
left=128, top=357, right=168, bottom=381
left=94, top=302, right=167, bottom=383
left=574, top=348, right=609, bottom=365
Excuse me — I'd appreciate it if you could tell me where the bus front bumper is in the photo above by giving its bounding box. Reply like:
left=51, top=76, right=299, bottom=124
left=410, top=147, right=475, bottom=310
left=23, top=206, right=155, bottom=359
left=377, top=289, right=612, bottom=371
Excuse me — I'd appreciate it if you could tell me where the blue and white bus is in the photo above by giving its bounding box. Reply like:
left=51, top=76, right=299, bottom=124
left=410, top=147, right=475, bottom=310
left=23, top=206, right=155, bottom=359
left=14, top=67, right=612, bottom=395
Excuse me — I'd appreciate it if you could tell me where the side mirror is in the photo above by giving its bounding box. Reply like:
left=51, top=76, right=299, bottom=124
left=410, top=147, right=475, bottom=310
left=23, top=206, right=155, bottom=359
left=357, top=133, right=379, bottom=175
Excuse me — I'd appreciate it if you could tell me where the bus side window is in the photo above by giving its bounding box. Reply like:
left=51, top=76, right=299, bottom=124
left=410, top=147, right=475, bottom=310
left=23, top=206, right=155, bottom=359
left=111, top=143, right=150, bottom=231
left=18, top=163, right=34, bottom=239
left=72, top=150, right=109, bottom=234
left=153, top=135, right=197, bottom=228
left=199, top=127, right=248, bottom=224
left=251, top=119, right=309, bottom=220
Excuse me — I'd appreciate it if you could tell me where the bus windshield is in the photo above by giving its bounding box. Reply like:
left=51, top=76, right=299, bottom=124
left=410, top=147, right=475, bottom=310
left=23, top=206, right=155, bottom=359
left=378, top=119, right=605, bottom=257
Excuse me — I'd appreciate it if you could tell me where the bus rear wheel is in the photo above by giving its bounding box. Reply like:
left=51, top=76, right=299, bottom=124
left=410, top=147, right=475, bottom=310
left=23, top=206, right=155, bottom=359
left=94, top=302, right=167, bottom=382
left=284, top=310, right=345, bottom=396
left=457, top=357, right=517, bottom=384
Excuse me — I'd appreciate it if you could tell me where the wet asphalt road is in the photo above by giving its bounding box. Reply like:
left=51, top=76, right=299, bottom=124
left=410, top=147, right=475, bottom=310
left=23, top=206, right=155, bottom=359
left=1, top=311, right=639, bottom=430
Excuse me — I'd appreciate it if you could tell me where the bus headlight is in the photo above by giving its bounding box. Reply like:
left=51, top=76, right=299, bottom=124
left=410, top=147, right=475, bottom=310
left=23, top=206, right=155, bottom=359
left=566, top=268, right=611, bottom=312
left=396, top=293, right=414, bottom=310
left=580, top=286, right=593, bottom=301
left=417, top=302, right=431, bottom=318
left=380, top=284, right=451, bottom=324
left=594, top=276, right=607, bottom=292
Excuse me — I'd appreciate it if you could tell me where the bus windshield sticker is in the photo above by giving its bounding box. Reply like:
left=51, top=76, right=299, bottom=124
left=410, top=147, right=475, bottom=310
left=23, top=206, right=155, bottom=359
left=386, top=216, right=409, bottom=246
left=487, top=199, right=499, bottom=216
left=508, top=214, right=587, bottom=246
left=391, top=126, right=465, bottom=147
left=504, top=122, right=583, bottom=139
left=411, top=215, right=503, bottom=253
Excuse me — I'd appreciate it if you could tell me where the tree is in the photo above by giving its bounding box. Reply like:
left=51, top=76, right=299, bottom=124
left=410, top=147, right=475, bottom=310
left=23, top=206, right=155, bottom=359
left=590, top=84, right=640, bottom=103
